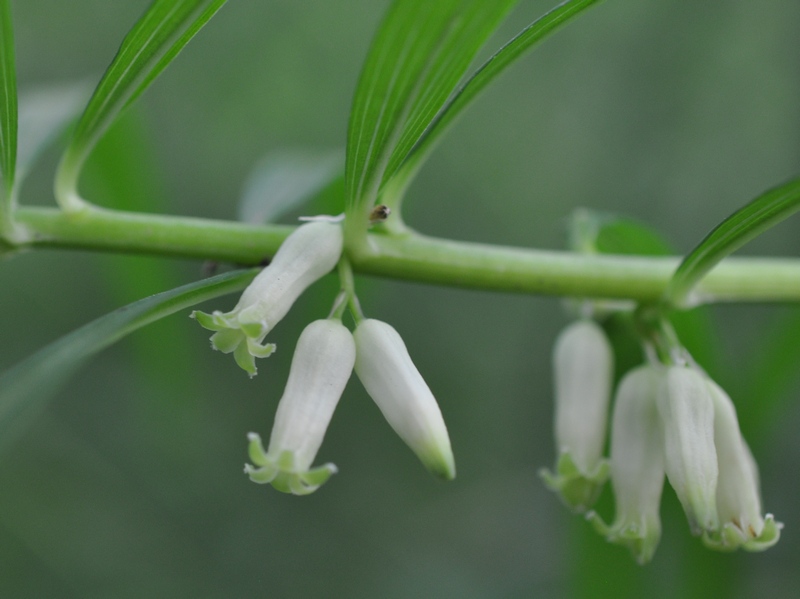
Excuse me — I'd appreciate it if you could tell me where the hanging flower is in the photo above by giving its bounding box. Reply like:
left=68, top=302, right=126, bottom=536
left=541, top=319, right=613, bottom=512
left=702, top=380, right=782, bottom=551
left=587, top=365, right=665, bottom=564
left=656, top=365, right=719, bottom=535
left=353, top=319, right=455, bottom=480
left=245, top=318, right=355, bottom=495
left=192, top=221, right=343, bottom=376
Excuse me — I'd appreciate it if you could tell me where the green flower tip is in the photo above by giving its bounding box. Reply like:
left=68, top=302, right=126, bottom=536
left=587, top=510, right=660, bottom=565
left=244, top=432, right=337, bottom=496
left=191, top=310, right=275, bottom=377
left=703, top=514, right=782, bottom=553
left=540, top=451, right=610, bottom=513
left=420, top=442, right=456, bottom=481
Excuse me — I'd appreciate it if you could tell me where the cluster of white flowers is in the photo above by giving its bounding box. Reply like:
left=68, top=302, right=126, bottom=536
left=543, top=319, right=782, bottom=564
left=194, top=221, right=454, bottom=495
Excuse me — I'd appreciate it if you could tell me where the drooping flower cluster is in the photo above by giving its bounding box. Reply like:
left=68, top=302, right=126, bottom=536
left=544, top=318, right=781, bottom=563
left=195, top=220, right=454, bottom=495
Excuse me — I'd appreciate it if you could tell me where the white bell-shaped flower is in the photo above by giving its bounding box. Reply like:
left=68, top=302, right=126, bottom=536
left=541, top=319, right=613, bottom=511
left=656, top=365, right=719, bottom=534
left=353, top=319, right=455, bottom=480
left=702, top=380, right=782, bottom=551
left=245, top=318, right=355, bottom=495
left=193, top=221, right=343, bottom=376
left=588, top=365, right=665, bottom=564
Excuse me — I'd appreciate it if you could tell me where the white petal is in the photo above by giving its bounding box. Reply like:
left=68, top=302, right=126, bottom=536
left=588, top=365, right=664, bottom=564
left=553, top=320, right=613, bottom=475
left=268, top=319, right=355, bottom=471
left=354, top=319, right=455, bottom=480
left=656, top=366, right=718, bottom=534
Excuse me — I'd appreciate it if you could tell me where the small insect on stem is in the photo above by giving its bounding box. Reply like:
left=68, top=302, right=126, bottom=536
left=369, top=204, right=391, bottom=225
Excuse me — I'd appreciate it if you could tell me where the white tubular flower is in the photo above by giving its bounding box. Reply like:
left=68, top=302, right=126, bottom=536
left=192, top=221, right=343, bottom=377
left=245, top=319, right=355, bottom=495
left=587, top=365, right=665, bottom=564
left=702, top=380, right=782, bottom=551
left=541, top=319, right=613, bottom=512
left=353, top=319, right=455, bottom=480
left=656, top=365, right=719, bottom=535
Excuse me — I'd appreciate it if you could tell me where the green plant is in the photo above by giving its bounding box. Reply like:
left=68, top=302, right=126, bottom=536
left=2, top=0, right=799, bottom=593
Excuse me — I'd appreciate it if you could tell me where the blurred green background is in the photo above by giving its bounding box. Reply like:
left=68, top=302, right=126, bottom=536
left=2, top=0, right=800, bottom=597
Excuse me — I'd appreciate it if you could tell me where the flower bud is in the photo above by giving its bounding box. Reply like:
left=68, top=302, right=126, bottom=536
left=702, top=380, right=782, bottom=551
left=656, top=366, right=718, bottom=534
left=353, top=319, right=455, bottom=480
left=587, top=365, right=665, bottom=564
left=192, top=221, right=343, bottom=376
left=244, top=319, right=355, bottom=495
left=541, top=319, right=612, bottom=512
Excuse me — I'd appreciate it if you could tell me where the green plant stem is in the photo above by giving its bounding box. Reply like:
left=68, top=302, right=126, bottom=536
left=12, top=205, right=800, bottom=304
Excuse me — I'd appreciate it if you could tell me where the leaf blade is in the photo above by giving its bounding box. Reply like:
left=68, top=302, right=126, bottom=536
left=666, top=176, right=800, bottom=307
left=0, top=268, right=257, bottom=452
left=345, top=0, right=519, bottom=221
left=0, top=0, right=18, bottom=230
left=55, top=0, right=228, bottom=210
left=384, top=0, right=602, bottom=209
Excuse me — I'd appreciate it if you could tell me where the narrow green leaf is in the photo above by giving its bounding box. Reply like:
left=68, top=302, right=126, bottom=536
left=384, top=0, right=602, bottom=209
left=238, top=150, right=343, bottom=225
left=666, top=176, right=800, bottom=307
left=55, top=0, right=228, bottom=211
left=0, top=268, right=256, bottom=452
left=0, top=0, right=18, bottom=230
left=345, top=0, right=519, bottom=222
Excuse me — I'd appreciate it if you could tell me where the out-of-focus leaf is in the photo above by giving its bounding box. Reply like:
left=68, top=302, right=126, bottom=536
left=55, top=0, right=228, bottom=210
left=666, top=176, right=800, bottom=307
left=384, top=0, right=602, bottom=209
left=16, top=82, right=90, bottom=187
left=0, top=268, right=257, bottom=453
left=238, top=150, right=343, bottom=225
left=0, top=0, right=18, bottom=229
left=569, top=208, right=673, bottom=256
left=737, top=306, right=800, bottom=442
left=345, top=0, right=518, bottom=220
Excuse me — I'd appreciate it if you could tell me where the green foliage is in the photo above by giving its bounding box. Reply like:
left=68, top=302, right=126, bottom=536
left=345, top=0, right=518, bottom=221
left=667, top=177, right=800, bottom=307
left=55, top=0, right=229, bottom=209
left=0, top=0, right=17, bottom=221
left=0, top=0, right=799, bottom=595
left=384, top=0, right=602, bottom=210
left=0, top=268, right=256, bottom=452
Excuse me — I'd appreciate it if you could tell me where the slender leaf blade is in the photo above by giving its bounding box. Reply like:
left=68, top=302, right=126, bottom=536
left=385, top=0, right=602, bottom=208
left=0, top=0, right=17, bottom=221
left=667, top=176, right=800, bottom=307
left=0, top=268, right=256, bottom=451
left=345, top=0, right=518, bottom=218
left=56, top=0, right=228, bottom=208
